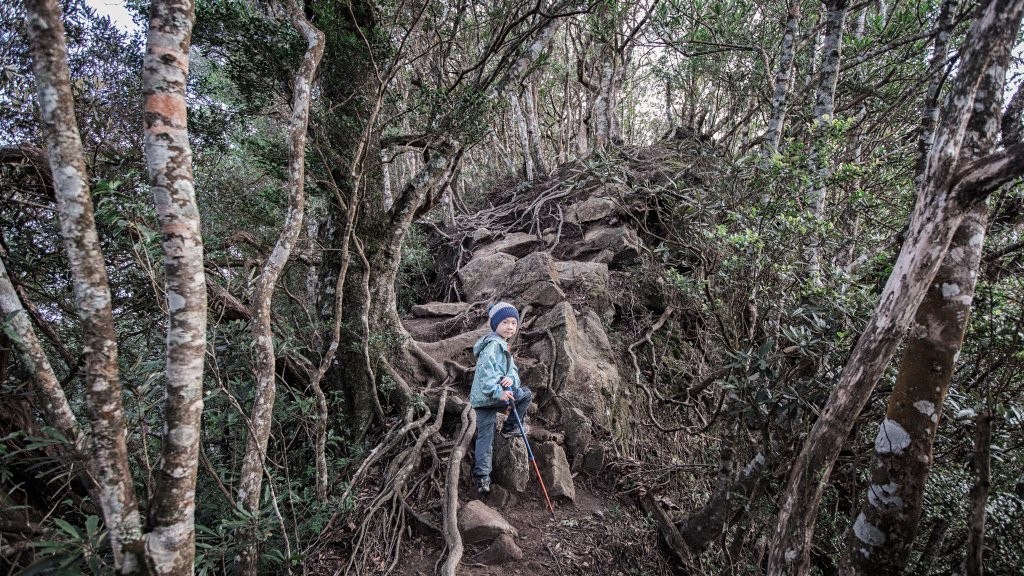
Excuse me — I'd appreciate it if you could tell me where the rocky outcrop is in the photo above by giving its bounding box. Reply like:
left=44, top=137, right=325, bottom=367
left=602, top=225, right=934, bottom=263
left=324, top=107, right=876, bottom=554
left=473, top=232, right=545, bottom=259
left=458, top=252, right=518, bottom=301
left=458, top=500, right=518, bottom=544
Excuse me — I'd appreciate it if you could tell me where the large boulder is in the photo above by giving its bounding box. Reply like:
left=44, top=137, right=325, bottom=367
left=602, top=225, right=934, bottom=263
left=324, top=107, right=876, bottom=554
left=458, top=252, right=518, bottom=302
left=534, top=441, right=576, bottom=502
left=563, top=226, right=640, bottom=267
left=554, top=260, right=609, bottom=293
left=505, top=252, right=565, bottom=306
left=528, top=303, right=622, bottom=431
left=491, top=417, right=530, bottom=492
left=458, top=500, right=518, bottom=544
left=561, top=405, right=594, bottom=465
left=478, top=534, right=524, bottom=565
left=567, top=196, right=619, bottom=224
left=474, top=232, right=545, bottom=259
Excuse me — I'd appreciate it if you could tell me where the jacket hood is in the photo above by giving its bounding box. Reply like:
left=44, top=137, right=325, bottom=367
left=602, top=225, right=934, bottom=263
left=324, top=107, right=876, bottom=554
left=473, top=331, right=507, bottom=355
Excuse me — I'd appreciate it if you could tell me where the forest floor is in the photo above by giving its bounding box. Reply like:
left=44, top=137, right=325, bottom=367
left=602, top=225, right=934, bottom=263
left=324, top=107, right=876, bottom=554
left=309, top=454, right=672, bottom=575
left=397, top=475, right=667, bottom=576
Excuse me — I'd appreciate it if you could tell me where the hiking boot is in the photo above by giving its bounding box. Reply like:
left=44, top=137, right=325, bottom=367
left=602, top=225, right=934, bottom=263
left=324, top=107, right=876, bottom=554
left=501, top=424, right=529, bottom=439
left=475, top=476, right=491, bottom=494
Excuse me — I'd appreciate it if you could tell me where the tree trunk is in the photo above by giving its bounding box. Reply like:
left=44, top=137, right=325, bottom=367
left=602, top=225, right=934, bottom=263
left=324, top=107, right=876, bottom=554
left=805, top=0, right=849, bottom=277
left=913, top=518, right=948, bottom=576
left=141, top=0, right=208, bottom=573
left=841, top=14, right=1014, bottom=574
left=235, top=4, right=324, bottom=573
left=23, top=0, right=144, bottom=569
left=962, top=412, right=991, bottom=576
left=767, top=2, right=1024, bottom=574
left=510, top=89, right=534, bottom=181
left=914, top=0, right=959, bottom=190
left=764, top=0, right=801, bottom=157
left=523, top=82, right=547, bottom=177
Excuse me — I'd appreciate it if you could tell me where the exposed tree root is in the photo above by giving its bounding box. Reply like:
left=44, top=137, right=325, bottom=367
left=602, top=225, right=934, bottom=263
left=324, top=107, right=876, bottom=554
left=440, top=402, right=476, bottom=576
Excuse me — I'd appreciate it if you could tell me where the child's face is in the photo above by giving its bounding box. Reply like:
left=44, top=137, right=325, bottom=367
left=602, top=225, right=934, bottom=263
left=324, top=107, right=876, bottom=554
left=496, top=317, right=518, bottom=340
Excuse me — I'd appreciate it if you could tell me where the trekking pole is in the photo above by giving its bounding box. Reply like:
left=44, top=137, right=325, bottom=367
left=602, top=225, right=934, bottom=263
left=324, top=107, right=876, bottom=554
left=508, top=401, right=556, bottom=520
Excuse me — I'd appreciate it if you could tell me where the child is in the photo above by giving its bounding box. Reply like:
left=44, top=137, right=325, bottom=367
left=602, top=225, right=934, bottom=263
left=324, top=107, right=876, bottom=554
left=470, top=301, right=532, bottom=494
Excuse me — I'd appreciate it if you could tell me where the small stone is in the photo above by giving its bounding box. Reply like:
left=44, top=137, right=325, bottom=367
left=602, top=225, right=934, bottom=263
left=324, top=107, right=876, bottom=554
left=478, top=534, right=524, bottom=565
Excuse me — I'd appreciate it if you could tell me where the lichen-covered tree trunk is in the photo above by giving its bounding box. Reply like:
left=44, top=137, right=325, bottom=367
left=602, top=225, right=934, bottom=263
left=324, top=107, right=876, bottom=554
left=22, top=0, right=145, bottom=569
left=235, top=3, right=324, bottom=573
left=141, top=0, right=208, bottom=573
left=523, top=82, right=547, bottom=178
left=510, top=89, right=534, bottom=181
left=767, top=2, right=1024, bottom=574
left=805, top=0, right=849, bottom=277
left=763, top=0, right=800, bottom=157
left=962, top=412, right=992, bottom=576
left=914, top=0, right=959, bottom=190
left=841, top=204, right=985, bottom=576
left=841, top=18, right=1015, bottom=574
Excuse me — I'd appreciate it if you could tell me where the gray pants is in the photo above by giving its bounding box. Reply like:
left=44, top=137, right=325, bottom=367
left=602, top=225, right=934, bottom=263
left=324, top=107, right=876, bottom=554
left=473, top=387, right=532, bottom=479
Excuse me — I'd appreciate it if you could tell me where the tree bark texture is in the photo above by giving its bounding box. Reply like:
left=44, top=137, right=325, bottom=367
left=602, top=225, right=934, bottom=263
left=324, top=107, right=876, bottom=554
left=236, top=3, right=324, bottom=573
left=523, top=82, right=547, bottom=177
left=767, top=2, right=1024, bottom=575
left=962, top=413, right=991, bottom=576
left=441, top=403, right=476, bottom=576
left=510, top=89, right=534, bottom=181
left=764, top=0, right=800, bottom=157
left=141, top=0, right=207, bottom=573
left=915, top=0, right=960, bottom=189
left=805, top=0, right=849, bottom=278
left=0, top=258, right=82, bottom=450
left=842, top=13, right=1015, bottom=574
left=23, top=0, right=144, bottom=569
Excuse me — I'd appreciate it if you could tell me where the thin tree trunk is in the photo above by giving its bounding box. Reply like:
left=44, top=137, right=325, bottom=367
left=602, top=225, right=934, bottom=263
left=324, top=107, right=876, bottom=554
left=962, top=412, right=991, bottom=576
left=0, top=258, right=82, bottom=449
left=236, top=3, right=324, bottom=572
left=523, top=82, right=547, bottom=177
left=805, top=0, right=849, bottom=278
left=767, top=3, right=1024, bottom=574
left=141, top=0, right=207, bottom=573
left=841, top=15, right=1014, bottom=575
left=510, top=89, right=534, bottom=181
left=914, top=0, right=960, bottom=190
left=23, top=0, right=144, bottom=569
left=913, top=518, right=948, bottom=576
left=764, top=0, right=801, bottom=157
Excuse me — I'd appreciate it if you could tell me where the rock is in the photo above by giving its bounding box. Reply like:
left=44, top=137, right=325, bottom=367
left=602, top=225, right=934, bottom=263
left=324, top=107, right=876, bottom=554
left=534, top=441, right=576, bottom=502
left=564, top=226, right=640, bottom=267
left=458, top=500, right=518, bottom=544
left=467, top=227, right=495, bottom=247
left=582, top=445, right=606, bottom=473
left=484, top=483, right=514, bottom=509
left=568, top=196, right=619, bottom=224
left=554, top=260, right=609, bottom=293
left=474, top=232, right=545, bottom=259
left=478, top=534, right=524, bottom=565
left=562, top=406, right=594, bottom=464
left=458, top=252, right=518, bottom=301
left=492, top=418, right=531, bottom=492
left=410, top=302, right=472, bottom=318
left=528, top=303, right=621, bottom=431
left=505, top=252, right=565, bottom=306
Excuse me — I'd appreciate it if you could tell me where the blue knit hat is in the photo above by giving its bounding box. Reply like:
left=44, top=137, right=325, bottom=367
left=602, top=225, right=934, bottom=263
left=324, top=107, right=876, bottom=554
left=488, top=301, right=520, bottom=331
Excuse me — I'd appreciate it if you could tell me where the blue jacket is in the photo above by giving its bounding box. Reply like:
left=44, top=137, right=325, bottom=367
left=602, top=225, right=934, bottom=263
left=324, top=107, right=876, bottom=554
left=470, top=332, right=521, bottom=408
